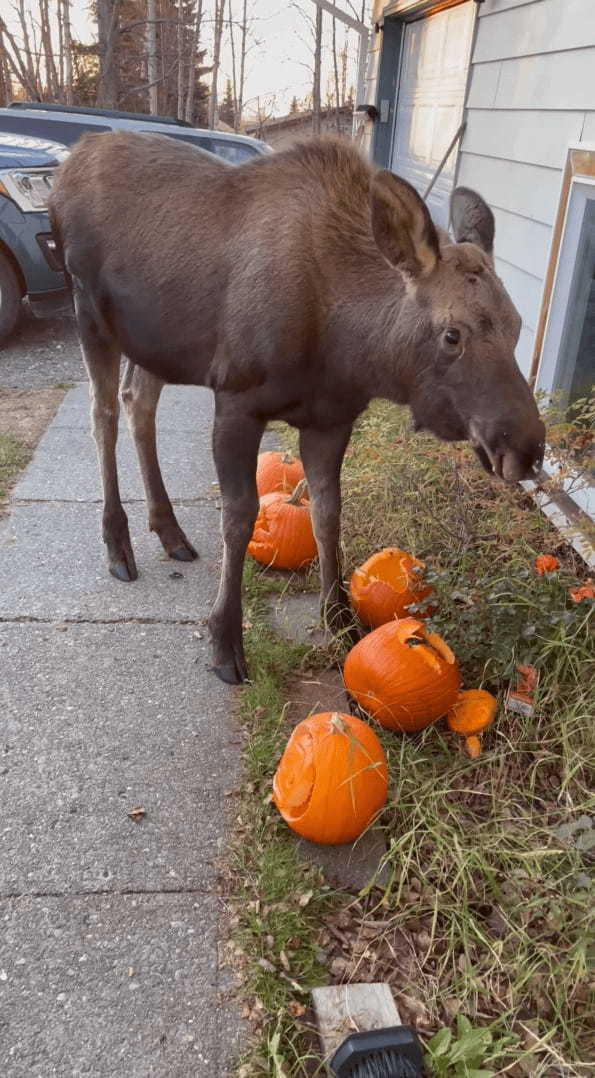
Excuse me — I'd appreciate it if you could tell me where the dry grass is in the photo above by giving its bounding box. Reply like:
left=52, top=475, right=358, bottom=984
left=323, top=403, right=594, bottom=1076
left=232, top=401, right=593, bottom=1076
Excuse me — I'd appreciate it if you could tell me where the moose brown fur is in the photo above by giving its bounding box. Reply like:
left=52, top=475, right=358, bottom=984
left=50, top=132, right=545, bottom=683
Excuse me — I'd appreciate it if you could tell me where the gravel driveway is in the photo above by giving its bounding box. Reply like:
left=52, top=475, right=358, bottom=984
left=0, top=310, right=85, bottom=389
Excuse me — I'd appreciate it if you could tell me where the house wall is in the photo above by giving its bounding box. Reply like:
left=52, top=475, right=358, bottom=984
left=457, top=0, right=595, bottom=375
left=365, top=0, right=595, bottom=376
left=246, top=109, right=353, bottom=151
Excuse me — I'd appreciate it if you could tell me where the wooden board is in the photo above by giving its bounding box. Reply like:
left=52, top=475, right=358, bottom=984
left=530, top=145, right=595, bottom=381
left=312, top=982, right=401, bottom=1060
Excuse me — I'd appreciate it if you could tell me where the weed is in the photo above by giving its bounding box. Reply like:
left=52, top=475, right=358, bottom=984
left=0, top=433, right=30, bottom=500
left=426, top=1014, right=514, bottom=1077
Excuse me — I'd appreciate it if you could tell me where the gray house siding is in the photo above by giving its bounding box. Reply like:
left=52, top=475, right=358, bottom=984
left=456, top=0, right=595, bottom=374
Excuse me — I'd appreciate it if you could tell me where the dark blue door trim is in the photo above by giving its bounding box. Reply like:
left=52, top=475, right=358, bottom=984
left=372, top=18, right=403, bottom=168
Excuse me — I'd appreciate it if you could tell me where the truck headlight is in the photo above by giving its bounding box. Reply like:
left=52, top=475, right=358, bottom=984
left=0, top=168, right=56, bottom=212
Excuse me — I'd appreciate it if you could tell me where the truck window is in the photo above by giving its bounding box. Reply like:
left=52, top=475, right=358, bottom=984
left=0, top=115, right=111, bottom=146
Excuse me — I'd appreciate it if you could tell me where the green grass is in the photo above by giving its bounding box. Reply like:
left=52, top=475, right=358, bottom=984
left=0, top=433, right=30, bottom=500
left=233, top=403, right=594, bottom=1075
left=230, top=562, right=333, bottom=1077
left=322, top=404, right=593, bottom=1075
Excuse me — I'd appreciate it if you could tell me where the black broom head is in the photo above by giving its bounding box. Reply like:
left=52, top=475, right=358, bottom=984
left=331, top=1026, right=425, bottom=1078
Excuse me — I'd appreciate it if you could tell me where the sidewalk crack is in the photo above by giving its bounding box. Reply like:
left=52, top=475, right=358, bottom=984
left=0, top=615, right=207, bottom=626
left=0, top=885, right=214, bottom=900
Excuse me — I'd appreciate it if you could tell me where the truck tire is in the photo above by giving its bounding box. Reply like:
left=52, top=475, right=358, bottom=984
left=0, top=250, right=23, bottom=345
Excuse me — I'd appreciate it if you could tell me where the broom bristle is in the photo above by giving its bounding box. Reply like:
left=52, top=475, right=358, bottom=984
left=350, top=1050, right=423, bottom=1078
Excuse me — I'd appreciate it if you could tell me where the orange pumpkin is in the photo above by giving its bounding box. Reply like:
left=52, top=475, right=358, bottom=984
left=446, top=689, right=497, bottom=735
left=349, top=547, right=434, bottom=627
left=256, top=451, right=305, bottom=497
left=273, top=711, right=388, bottom=845
left=464, top=735, right=482, bottom=759
left=344, top=617, right=460, bottom=732
left=248, top=480, right=317, bottom=570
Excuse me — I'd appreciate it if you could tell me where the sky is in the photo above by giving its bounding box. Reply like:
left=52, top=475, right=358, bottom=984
left=215, top=1, right=364, bottom=117
left=49, top=0, right=367, bottom=118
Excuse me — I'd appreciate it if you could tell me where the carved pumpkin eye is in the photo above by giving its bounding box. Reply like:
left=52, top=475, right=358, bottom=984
left=445, top=328, right=460, bottom=346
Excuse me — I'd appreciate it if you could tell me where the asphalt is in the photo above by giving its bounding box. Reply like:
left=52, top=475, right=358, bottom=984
left=0, top=379, right=246, bottom=1076
left=1, top=314, right=84, bottom=389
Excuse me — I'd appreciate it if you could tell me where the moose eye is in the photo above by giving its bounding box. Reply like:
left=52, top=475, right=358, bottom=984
left=444, top=328, right=460, bottom=346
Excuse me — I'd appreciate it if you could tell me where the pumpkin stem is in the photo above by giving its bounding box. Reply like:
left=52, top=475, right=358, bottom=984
left=287, top=478, right=309, bottom=505
left=329, top=711, right=347, bottom=734
left=282, top=452, right=296, bottom=465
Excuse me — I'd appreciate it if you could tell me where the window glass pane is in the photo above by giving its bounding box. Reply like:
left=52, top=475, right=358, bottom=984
left=0, top=114, right=111, bottom=145
left=557, top=198, right=595, bottom=407
left=556, top=197, right=595, bottom=474
left=158, top=132, right=256, bottom=163
left=210, top=140, right=258, bottom=164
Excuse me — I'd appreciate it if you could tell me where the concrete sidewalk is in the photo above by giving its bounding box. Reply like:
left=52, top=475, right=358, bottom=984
left=0, top=383, right=246, bottom=1076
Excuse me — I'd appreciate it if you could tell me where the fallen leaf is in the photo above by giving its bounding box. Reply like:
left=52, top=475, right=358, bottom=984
left=127, top=807, right=146, bottom=822
left=279, top=950, right=290, bottom=972
left=443, top=997, right=462, bottom=1019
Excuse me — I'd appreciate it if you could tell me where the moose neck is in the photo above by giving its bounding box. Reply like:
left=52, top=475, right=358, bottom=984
left=327, top=260, right=430, bottom=409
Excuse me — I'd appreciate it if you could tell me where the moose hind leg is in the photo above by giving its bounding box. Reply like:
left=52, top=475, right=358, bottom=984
left=208, top=398, right=264, bottom=684
left=78, top=308, right=137, bottom=582
left=120, top=361, right=197, bottom=562
left=299, top=424, right=353, bottom=632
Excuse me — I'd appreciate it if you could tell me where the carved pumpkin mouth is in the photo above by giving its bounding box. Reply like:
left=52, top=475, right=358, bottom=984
left=272, top=712, right=389, bottom=845
left=397, top=617, right=456, bottom=667
left=273, top=728, right=316, bottom=820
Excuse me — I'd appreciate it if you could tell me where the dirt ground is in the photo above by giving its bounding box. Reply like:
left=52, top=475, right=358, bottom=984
left=0, top=312, right=84, bottom=509
left=0, top=387, right=67, bottom=449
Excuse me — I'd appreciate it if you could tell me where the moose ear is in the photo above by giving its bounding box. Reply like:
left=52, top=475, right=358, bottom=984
left=370, top=170, right=440, bottom=278
left=450, top=186, right=495, bottom=256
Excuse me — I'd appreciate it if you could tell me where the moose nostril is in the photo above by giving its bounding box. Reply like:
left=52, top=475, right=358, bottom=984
left=445, top=328, right=460, bottom=345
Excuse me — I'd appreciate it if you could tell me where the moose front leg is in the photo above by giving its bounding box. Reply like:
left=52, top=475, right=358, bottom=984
left=299, top=424, right=353, bottom=631
left=120, top=361, right=197, bottom=562
left=208, top=398, right=265, bottom=684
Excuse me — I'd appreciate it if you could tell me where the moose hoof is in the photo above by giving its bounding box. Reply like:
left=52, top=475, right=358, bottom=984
left=170, top=543, right=198, bottom=563
left=109, top=560, right=138, bottom=583
left=210, top=643, right=249, bottom=685
left=212, top=661, right=248, bottom=685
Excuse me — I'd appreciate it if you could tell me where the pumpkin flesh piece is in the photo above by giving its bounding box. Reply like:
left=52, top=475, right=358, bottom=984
left=447, top=689, right=497, bottom=735
left=465, top=735, right=482, bottom=758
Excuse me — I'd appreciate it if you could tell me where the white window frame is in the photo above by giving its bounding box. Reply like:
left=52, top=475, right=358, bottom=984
left=530, top=145, right=595, bottom=539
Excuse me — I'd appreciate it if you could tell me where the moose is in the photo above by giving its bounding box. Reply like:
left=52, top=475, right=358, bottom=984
left=49, top=133, right=545, bottom=684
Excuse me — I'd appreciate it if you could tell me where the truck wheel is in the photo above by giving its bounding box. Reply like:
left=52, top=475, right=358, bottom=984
left=0, top=251, right=23, bottom=344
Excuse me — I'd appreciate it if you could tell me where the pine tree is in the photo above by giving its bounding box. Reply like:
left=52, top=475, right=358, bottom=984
left=289, top=95, right=300, bottom=115
left=219, top=76, right=235, bottom=126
